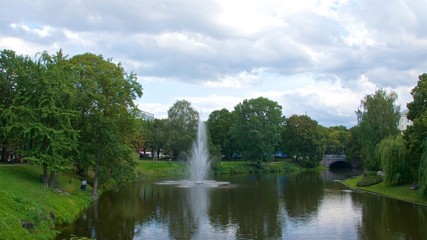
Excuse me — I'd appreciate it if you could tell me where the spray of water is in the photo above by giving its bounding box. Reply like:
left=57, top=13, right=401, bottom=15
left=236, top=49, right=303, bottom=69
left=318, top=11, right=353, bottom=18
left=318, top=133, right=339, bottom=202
left=188, top=119, right=211, bottom=182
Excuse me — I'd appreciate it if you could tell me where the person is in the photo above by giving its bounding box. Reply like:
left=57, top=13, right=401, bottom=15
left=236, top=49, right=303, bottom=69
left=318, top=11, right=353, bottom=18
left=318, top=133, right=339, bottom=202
left=81, top=180, right=87, bottom=191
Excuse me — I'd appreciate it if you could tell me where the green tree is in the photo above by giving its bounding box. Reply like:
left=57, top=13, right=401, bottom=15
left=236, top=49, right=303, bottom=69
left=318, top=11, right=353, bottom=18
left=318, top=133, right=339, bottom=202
left=0, top=50, right=34, bottom=163
left=377, top=135, right=409, bottom=186
left=152, top=118, right=167, bottom=160
left=166, top=100, right=199, bottom=160
left=140, top=119, right=154, bottom=158
left=282, top=115, right=324, bottom=165
left=345, top=126, right=363, bottom=165
left=231, top=97, right=284, bottom=163
left=356, top=89, right=401, bottom=171
left=405, top=73, right=427, bottom=179
left=6, top=50, right=79, bottom=187
left=207, top=108, right=237, bottom=159
left=324, top=126, right=349, bottom=155
left=70, top=53, right=142, bottom=199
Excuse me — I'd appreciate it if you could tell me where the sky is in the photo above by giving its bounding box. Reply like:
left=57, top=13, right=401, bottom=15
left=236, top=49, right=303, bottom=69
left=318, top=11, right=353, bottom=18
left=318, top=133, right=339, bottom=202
left=1, top=0, right=426, bottom=127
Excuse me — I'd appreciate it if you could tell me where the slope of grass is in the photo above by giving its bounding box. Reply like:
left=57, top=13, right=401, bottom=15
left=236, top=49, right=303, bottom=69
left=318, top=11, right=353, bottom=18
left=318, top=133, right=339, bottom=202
left=342, top=175, right=427, bottom=206
left=0, top=165, right=93, bottom=240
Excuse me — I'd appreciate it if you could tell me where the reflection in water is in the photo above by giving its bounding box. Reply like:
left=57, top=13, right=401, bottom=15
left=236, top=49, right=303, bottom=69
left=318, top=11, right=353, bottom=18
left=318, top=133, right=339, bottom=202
left=57, top=171, right=427, bottom=240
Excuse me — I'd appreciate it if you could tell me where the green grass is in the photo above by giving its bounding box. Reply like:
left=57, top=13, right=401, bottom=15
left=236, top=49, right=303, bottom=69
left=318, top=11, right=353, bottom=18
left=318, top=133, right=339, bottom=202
left=342, top=175, right=427, bottom=206
left=136, top=160, right=188, bottom=178
left=136, top=159, right=303, bottom=178
left=0, top=165, right=93, bottom=240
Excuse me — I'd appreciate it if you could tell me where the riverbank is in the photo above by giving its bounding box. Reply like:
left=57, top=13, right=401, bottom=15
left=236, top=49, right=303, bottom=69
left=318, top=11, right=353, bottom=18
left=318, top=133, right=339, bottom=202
left=341, top=175, right=427, bottom=206
left=136, top=159, right=304, bottom=179
left=0, top=160, right=303, bottom=240
left=0, top=165, right=93, bottom=240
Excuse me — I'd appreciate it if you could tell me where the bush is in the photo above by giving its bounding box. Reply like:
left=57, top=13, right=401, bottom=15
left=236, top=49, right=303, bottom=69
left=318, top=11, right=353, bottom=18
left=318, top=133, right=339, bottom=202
left=297, top=159, right=318, bottom=168
left=356, top=175, right=383, bottom=187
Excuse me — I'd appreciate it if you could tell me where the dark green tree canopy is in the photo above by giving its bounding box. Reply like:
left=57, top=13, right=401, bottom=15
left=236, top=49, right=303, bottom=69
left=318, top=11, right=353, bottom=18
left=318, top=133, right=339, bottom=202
left=282, top=114, right=323, bottom=162
left=231, top=97, right=284, bottom=162
left=207, top=108, right=237, bottom=158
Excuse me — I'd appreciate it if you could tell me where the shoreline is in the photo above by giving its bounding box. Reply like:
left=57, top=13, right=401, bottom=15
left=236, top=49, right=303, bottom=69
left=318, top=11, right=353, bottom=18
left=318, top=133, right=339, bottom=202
left=340, top=174, right=427, bottom=207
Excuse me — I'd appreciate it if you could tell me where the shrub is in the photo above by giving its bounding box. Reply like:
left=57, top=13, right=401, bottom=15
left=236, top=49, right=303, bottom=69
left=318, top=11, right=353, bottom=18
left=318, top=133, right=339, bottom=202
left=356, top=175, right=383, bottom=187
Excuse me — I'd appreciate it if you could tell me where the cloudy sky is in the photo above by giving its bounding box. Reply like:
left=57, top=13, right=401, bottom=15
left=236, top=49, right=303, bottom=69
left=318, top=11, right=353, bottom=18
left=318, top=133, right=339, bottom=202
left=1, top=0, right=426, bottom=127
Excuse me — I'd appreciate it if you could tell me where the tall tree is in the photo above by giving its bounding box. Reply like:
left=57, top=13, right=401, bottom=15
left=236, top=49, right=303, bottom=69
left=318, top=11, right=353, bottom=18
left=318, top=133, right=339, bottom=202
left=231, top=97, right=284, bottom=163
left=6, top=50, right=79, bottom=187
left=282, top=115, right=324, bottom=163
left=0, top=50, right=35, bottom=163
left=70, top=53, right=142, bottom=199
left=405, top=73, right=427, bottom=179
left=166, top=100, right=199, bottom=160
left=207, top=108, right=237, bottom=159
left=345, top=126, right=363, bottom=165
left=356, top=89, right=401, bottom=171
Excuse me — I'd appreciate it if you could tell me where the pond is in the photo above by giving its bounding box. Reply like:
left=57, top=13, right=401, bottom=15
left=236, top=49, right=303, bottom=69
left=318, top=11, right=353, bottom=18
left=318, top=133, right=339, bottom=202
left=56, top=170, right=427, bottom=239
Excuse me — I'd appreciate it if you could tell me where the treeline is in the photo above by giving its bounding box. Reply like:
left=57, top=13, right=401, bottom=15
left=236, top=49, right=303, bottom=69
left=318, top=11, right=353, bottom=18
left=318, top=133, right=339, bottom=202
left=142, top=97, right=350, bottom=168
left=0, top=49, right=143, bottom=199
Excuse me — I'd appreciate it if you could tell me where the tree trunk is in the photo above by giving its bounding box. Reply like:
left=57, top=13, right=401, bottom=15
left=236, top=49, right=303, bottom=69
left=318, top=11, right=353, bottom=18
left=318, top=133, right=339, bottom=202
left=42, top=164, right=49, bottom=187
left=49, top=170, right=58, bottom=188
left=92, top=149, right=101, bottom=200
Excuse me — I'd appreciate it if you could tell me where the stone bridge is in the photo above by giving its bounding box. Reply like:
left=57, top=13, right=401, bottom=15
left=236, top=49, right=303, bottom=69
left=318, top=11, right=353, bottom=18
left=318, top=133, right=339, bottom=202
left=321, top=155, right=352, bottom=168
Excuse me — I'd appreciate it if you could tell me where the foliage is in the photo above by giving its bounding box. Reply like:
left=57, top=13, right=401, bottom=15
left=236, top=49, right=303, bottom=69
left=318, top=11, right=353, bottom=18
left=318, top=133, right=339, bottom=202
left=345, top=126, right=363, bottom=164
left=356, top=89, right=401, bottom=171
left=324, top=126, right=349, bottom=155
left=419, top=141, right=427, bottom=198
left=376, top=135, right=410, bottom=186
left=231, top=97, right=284, bottom=163
left=405, top=73, right=427, bottom=180
left=207, top=108, right=238, bottom=159
left=356, top=175, right=384, bottom=187
left=69, top=53, right=143, bottom=199
left=166, top=100, right=199, bottom=160
left=282, top=115, right=324, bottom=162
left=3, top=51, right=79, bottom=187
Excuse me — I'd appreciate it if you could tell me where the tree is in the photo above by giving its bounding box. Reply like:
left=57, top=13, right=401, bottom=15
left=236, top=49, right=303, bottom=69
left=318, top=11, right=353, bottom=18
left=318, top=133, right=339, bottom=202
left=207, top=108, right=237, bottom=159
left=324, top=126, right=349, bottom=155
left=152, top=118, right=167, bottom=160
left=0, top=50, right=34, bottom=163
left=231, top=97, right=284, bottom=163
left=6, top=50, right=79, bottom=187
left=282, top=115, right=324, bottom=164
left=356, top=89, right=401, bottom=171
left=405, top=73, right=427, bottom=179
left=166, top=100, right=199, bottom=160
left=70, top=53, right=142, bottom=199
left=377, top=135, right=410, bottom=186
left=345, top=126, right=363, bottom=165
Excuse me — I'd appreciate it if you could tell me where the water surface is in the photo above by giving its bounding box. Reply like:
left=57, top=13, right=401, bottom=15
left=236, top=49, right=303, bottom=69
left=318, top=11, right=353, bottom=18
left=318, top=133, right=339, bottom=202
left=57, top=170, right=427, bottom=239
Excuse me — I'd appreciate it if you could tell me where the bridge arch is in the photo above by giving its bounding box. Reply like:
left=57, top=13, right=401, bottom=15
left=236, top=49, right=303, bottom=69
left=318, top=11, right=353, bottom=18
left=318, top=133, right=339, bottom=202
left=329, top=160, right=352, bottom=169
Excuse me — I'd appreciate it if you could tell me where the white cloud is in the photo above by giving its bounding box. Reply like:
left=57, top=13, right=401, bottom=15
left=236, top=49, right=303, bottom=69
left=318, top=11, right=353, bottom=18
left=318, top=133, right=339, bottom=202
left=1, top=0, right=425, bottom=127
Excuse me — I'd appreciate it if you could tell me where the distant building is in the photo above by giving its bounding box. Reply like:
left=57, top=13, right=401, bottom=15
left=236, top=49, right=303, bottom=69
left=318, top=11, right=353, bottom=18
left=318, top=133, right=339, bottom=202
left=140, top=110, right=154, bottom=121
left=399, top=109, right=412, bottom=131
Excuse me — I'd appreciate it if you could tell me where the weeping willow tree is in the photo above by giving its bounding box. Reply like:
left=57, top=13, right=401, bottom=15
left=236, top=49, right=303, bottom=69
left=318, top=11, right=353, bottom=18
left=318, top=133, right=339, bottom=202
left=419, top=141, right=427, bottom=198
left=376, top=135, right=410, bottom=186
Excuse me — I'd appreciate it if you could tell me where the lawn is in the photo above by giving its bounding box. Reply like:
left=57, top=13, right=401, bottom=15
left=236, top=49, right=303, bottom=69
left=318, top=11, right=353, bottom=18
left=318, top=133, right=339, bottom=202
left=342, top=175, right=427, bottom=206
left=0, top=165, right=93, bottom=240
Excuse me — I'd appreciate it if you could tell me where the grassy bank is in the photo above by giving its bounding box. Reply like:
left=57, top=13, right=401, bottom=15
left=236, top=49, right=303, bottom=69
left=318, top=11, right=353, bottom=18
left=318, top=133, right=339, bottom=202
left=342, top=175, right=427, bottom=206
left=0, top=165, right=93, bottom=240
left=136, top=159, right=303, bottom=179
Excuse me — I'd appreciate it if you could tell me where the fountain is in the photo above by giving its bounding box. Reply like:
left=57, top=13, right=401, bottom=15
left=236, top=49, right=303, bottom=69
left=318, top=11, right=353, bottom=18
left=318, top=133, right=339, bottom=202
left=188, top=119, right=211, bottom=183
left=157, top=118, right=228, bottom=188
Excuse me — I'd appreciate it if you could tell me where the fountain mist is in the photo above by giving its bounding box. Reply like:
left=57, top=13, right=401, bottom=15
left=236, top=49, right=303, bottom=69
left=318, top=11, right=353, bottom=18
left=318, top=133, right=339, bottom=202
left=188, top=119, right=211, bottom=182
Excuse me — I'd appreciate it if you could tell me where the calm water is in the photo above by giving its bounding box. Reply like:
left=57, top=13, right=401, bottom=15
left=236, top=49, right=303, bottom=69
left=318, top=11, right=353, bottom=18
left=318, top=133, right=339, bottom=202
left=57, top=170, right=427, bottom=240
